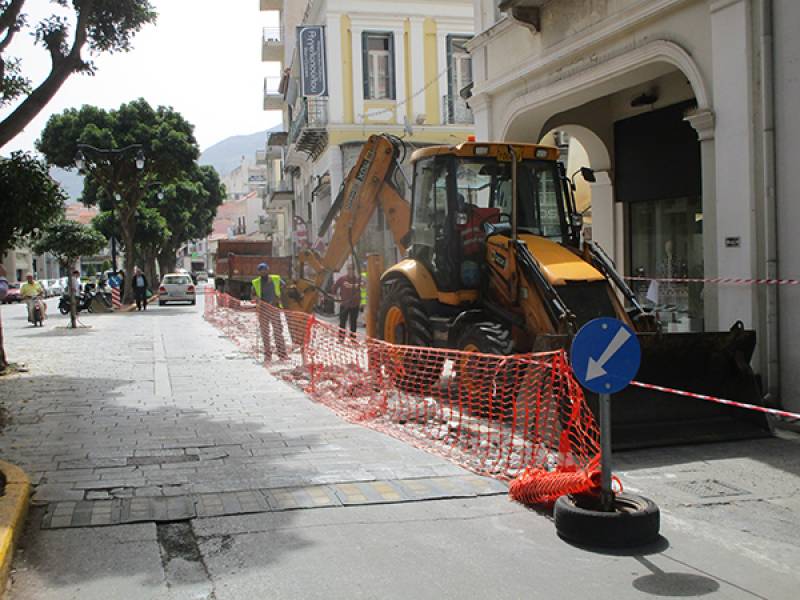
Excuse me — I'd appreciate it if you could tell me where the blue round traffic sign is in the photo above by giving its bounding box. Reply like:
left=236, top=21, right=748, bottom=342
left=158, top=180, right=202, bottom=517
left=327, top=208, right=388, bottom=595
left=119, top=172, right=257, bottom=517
left=570, top=318, right=641, bottom=394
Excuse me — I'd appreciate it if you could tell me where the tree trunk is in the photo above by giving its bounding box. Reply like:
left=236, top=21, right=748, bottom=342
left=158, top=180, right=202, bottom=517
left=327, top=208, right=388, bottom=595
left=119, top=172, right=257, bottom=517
left=0, top=311, right=7, bottom=372
left=0, top=0, right=92, bottom=149
left=120, top=214, right=137, bottom=305
left=144, top=249, right=158, bottom=288
left=69, top=278, right=77, bottom=329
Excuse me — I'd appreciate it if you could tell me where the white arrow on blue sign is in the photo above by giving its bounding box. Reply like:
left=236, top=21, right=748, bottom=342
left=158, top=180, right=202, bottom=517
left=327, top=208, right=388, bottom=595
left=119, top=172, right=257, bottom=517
left=570, top=318, right=641, bottom=394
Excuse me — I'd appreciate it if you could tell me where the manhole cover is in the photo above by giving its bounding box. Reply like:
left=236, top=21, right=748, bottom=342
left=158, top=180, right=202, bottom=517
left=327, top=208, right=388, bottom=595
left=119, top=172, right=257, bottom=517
left=669, top=479, right=750, bottom=498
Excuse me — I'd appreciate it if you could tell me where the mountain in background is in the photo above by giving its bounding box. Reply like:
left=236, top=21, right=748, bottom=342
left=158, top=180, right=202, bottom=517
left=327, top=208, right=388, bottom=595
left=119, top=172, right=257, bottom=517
left=199, top=127, right=278, bottom=177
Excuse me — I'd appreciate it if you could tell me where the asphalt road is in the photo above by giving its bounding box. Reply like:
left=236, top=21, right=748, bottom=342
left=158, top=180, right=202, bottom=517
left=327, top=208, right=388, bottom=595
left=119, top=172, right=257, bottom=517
left=1, top=293, right=799, bottom=599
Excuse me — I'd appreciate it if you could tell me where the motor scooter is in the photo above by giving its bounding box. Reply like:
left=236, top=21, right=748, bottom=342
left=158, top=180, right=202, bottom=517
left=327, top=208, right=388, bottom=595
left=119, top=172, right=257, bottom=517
left=27, top=295, right=45, bottom=327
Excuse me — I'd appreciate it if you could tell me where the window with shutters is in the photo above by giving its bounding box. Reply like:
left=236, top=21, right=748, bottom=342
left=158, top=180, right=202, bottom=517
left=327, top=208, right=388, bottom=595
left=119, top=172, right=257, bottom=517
left=445, top=36, right=473, bottom=124
left=362, top=32, right=395, bottom=100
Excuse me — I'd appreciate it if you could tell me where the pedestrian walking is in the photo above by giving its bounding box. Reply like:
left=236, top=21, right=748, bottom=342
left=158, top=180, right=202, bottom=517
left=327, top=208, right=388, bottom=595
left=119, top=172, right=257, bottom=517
left=70, top=270, right=82, bottom=295
left=332, top=262, right=362, bottom=342
left=132, top=267, right=149, bottom=311
left=251, top=262, right=287, bottom=360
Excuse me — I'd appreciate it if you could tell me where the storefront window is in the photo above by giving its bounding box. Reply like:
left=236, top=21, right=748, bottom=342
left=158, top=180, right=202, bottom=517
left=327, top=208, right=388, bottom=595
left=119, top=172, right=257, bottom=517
left=629, top=196, right=704, bottom=332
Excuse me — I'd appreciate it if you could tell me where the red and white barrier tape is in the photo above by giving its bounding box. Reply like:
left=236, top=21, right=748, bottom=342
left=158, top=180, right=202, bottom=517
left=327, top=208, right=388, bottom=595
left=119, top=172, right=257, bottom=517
left=625, top=276, right=800, bottom=286
left=630, top=380, right=800, bottom=420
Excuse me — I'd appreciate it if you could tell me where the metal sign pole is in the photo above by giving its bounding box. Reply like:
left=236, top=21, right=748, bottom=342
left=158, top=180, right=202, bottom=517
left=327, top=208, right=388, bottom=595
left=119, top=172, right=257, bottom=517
left=599, top=392, right=613, bottom=512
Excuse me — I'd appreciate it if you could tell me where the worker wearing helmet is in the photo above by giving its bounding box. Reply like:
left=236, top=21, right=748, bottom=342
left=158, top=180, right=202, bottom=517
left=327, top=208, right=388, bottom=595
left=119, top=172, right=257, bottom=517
left=252, top=262, right=287, bottom=360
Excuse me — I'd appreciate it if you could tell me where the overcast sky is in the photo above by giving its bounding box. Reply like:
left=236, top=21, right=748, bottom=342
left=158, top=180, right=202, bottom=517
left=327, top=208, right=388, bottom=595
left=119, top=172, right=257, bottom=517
left=1, top=0, right=283, bottom=154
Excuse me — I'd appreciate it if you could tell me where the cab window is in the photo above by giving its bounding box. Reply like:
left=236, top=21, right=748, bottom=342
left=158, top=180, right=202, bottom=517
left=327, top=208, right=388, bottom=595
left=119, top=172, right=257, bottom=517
left=412, top=157, right=448, bottom=250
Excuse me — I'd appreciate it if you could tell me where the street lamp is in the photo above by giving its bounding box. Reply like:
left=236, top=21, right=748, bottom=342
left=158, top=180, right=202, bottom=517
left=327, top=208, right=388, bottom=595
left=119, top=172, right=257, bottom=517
left=73, top=143, right=146, bottom=273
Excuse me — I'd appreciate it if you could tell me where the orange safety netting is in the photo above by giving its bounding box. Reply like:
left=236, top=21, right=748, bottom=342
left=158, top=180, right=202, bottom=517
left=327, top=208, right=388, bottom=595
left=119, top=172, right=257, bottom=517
left=204, top=290, right=601, bottom=505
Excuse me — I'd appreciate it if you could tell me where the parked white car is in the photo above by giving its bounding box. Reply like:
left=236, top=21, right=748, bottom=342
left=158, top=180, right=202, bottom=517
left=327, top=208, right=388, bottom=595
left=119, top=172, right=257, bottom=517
left=47, top=278, right=64, bottom=297
left=158, top=273, right=196, bottom=306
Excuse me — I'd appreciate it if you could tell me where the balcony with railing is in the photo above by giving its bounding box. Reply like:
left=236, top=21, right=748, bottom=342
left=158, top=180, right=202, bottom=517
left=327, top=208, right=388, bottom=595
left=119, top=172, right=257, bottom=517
left=262, top=26, right=283, bottom=62
left=263, top=76, right=282, bottom=110
left=441, top=94, right=474, bottom=125
left=288, top=97, right=329, bottom=157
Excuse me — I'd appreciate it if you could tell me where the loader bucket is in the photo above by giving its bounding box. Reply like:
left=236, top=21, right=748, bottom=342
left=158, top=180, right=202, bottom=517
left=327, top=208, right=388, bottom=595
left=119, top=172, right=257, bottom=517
left=587, top=324, right=772, bottom=449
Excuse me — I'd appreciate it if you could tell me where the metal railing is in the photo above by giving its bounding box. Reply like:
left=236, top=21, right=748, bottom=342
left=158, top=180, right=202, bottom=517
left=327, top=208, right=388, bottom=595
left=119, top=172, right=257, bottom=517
left=262, top=26, right=282, bottom=43
left=264, top=76, right=282, bottom=97
left=288, top=97, right=329, bottom=144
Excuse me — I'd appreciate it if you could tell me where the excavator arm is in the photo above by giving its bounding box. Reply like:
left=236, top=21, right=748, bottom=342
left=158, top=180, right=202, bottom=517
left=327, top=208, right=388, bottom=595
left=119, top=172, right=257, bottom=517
left=285, top=135, right=411, bottom=313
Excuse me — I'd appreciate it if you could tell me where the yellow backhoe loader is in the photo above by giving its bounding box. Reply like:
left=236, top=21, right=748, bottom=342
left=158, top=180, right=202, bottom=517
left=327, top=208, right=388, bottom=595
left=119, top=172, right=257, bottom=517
left=285, top=134, right=770, bottom=448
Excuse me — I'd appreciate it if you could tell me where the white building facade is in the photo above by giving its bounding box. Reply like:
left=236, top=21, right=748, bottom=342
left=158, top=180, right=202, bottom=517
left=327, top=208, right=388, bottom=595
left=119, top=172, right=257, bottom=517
left=470, top=0, right=800, bottom=411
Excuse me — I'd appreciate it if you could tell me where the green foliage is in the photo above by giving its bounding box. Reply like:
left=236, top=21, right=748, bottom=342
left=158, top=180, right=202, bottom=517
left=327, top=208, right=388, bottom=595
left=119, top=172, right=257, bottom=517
left=0, top=151, right=66, bottom=258
left=33, top=219, right=107, bottom=269
left=0, top=0, right=157, bottom=146
left=147, top=165, right=224, bottom=260
left=135, top=204, right=170, bottom=252
left=93, top=204, right=170, bottom=254
left=0, top=57, right=30, bottom=107
left=37, top=98, right=199, bottom=181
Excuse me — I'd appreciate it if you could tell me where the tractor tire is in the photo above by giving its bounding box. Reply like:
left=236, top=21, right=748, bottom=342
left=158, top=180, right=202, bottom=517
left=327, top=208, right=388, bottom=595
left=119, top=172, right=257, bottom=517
left=554, top=493, right=660, bottom=548
left=377, top=277, right=443, bottom=392
left=456, top=321, right=514, bottom=355
left=455, top=321, right=517, bottom=418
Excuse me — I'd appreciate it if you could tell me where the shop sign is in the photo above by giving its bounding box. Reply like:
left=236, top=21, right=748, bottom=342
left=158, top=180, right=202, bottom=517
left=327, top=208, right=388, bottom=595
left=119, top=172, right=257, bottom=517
left=298, top=26, right=327, bottom=97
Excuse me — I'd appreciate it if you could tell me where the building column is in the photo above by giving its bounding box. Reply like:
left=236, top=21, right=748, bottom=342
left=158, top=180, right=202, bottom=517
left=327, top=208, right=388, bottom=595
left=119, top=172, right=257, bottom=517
left=710, top=0, right=757, bottom=329
left=326, top=14, right=344, bottom=124
left=685, top=108, right=719, bottom=330
left=409, top=17, right=427, bottom=123
left=469, top=93, right=492, bottom=139
left=589, top=171, right=615, bottom=263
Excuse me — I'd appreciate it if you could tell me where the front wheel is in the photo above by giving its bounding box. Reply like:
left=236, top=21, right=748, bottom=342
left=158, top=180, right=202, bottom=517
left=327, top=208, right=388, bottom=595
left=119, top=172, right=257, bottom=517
left=377, top=278, right=443, bottom=391
left=59, top=305, right=69, bottom=315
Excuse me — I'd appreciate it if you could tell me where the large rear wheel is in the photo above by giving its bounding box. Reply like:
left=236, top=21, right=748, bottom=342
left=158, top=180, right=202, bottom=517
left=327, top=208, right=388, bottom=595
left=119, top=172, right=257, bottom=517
left=377, top=278, right=443, bottom=391
left=455, top=321, right=516, bottom=418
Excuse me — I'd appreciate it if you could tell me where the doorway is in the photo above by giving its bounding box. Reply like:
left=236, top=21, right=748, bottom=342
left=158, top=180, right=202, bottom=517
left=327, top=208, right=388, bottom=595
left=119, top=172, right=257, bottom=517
left=615, top=102, right=704, bottom=332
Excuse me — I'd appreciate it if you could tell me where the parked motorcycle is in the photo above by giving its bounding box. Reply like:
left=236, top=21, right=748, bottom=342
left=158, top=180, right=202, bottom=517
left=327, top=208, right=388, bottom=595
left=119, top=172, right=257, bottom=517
left=59, top=292, right=92, bottom=315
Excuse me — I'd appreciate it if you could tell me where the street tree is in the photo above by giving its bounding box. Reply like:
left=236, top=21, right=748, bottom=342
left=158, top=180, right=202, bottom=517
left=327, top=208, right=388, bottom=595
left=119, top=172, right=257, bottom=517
left=37, top=98, right=199, bottom=303
left=0, top=0, right=157, bottom=148
left=93, top=202, right=169, bottom=285
left=149, top=165, right=224, bottom=275
left=33, top=219, right=106, bottom=329
left=0, top=150, right=65, bottom=371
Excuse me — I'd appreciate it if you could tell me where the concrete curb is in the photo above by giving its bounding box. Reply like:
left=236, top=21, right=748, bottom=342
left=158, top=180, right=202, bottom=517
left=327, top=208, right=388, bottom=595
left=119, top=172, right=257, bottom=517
left=0, top=461, right=31, bottom=598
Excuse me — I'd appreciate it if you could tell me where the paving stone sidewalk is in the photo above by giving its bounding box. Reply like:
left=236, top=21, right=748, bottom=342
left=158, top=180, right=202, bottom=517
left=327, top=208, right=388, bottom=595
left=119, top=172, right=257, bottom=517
left=0, top=296, right=502, bottom=527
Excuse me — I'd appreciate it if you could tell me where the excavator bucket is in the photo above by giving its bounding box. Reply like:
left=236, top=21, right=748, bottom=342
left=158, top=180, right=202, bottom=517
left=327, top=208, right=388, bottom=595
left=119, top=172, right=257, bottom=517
left=584, top=324, right=771, bottom=449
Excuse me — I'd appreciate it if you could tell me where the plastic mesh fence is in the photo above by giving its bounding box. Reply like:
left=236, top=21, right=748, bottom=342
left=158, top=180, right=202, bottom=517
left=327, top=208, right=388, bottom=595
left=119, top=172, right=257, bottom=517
left=204, top=290, right=601, bottom=505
